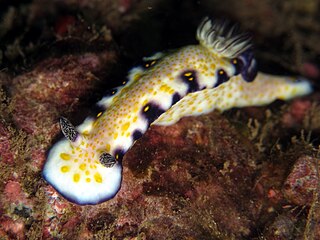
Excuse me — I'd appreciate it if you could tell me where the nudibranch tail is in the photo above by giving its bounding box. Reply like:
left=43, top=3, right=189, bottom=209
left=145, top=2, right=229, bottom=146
left=154, top=72, right=313, bottom=126
left=233, top=73, right=313, bottom=106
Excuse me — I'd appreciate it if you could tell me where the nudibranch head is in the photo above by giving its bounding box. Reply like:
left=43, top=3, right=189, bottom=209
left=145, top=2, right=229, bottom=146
left=43, top=117, right=122, bottom=205
left=43, top=140, right=122, bottom=205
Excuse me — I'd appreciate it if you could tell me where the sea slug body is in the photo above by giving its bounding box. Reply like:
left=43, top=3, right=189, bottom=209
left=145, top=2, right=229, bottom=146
left=43, top=17, right=312, bottom=205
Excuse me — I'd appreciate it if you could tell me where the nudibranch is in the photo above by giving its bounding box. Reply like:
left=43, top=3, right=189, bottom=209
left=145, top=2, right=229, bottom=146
left=43, top=17, right=312, bottom=205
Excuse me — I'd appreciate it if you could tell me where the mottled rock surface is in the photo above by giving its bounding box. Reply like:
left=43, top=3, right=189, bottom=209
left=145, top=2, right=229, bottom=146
left=284, top=155, right=319, bottom=206
left=0, top=0, right=320, bottom=239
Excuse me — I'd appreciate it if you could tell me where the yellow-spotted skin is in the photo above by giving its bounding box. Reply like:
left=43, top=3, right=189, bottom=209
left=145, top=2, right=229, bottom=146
left=155, top=73, right=312, bottom=125
left=43, top=17, right=312, bottom=205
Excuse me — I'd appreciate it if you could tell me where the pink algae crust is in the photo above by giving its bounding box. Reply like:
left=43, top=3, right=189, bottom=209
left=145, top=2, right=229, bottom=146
left=301, top=62, right=320, bottom=79
left=0, top=123, right=14, bottom=164
left=282, top=99, right=312, bottom=128
left=4, top=181, right=29, bottom=205
left=0, top=216, right=26, bottom=240
left=11, top=52, right=116, bottom=136
left=283, top=155, right=319, bottom=206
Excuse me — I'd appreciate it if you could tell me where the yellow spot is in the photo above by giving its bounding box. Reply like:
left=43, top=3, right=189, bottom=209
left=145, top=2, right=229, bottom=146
left=232, top=59, right=238, bottom=64
left=79, top=163, right=87, bottom=171
left=122, top=122, right=130, bottom=131
left=74, top=159, right=79, bottom=163
left=116, top=154, right=119, bottom=160
left=86, top=178, right=91, bottom=183
left=160, top=84, right=166, bottom=91
left=219, top=70, right=225, bottom=75
left=94, top=172, right=103, bottom=183
left=133, top=73, right=141, bottom=81
left=83, top=130, right=89, bottom=135
left=144, top=106, right=150, bottom=112
left=73, top=173, right=80, bottom=183
left=61, top=165, right=70, bottom=173
left=114, top=132, right=118, bottom=140
left=151, top=60, right=156, bottom=66
left=122, top=81, right=126, bottom=85
left=133, top=116, right=138, bottom=122
left=227, top=93, right=233, bottom=98
left=60, top=153, right=71, bottom=161
left=106, top=144, right=111, bottom=152
left=97, top=112, right=102, bottom=118
left=134, top=105, right=139, bottom=112
left=85, top=170, right=90, bottom=175
left=188, top=77, right=194, bottom=81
